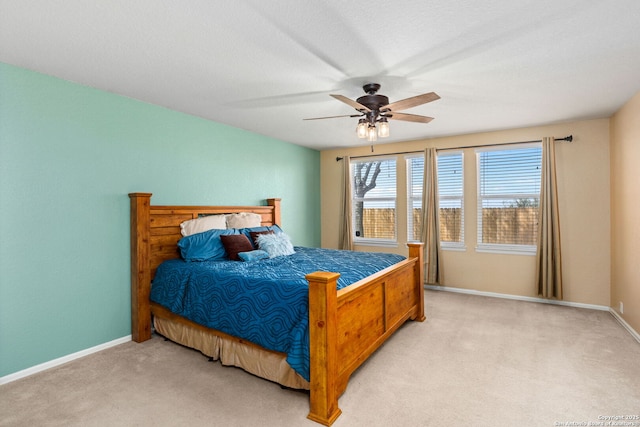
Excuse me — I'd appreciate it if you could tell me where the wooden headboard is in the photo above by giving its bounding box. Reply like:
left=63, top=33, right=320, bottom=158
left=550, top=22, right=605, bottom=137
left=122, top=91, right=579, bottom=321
left=128, top=192, right=281, bottom=342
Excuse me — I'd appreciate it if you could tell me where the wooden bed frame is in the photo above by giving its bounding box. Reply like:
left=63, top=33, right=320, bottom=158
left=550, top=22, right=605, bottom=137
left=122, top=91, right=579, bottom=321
left=129, top=193, right=425, bottom=425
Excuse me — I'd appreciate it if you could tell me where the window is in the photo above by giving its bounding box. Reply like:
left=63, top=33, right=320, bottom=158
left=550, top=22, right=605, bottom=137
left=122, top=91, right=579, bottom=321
left=351, top=157, right=397, bottom=245
left=406, top=152, right=464, bottom=248
left=476, top=144, right=542, bottom=254
left=406, top=156, right=423, bottom=242
left=437, top=152, right=464, bottom=248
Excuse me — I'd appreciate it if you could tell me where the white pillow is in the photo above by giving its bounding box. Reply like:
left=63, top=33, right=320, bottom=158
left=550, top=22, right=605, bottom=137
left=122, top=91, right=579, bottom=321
left=256, top=233, right=295, bottom=258
left=226, top=212, right=262, bottom=229
left=180, top=214, right=227, bottom=236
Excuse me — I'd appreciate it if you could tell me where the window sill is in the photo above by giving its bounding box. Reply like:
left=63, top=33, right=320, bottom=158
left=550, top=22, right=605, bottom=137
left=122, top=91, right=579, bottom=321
left=354, top=239, right=399, bottom=248
left=475, top=244, right=536, bottom=256
left=407, top=241, right=466, bottom=252
left=442, top=244, right=467, bottom=252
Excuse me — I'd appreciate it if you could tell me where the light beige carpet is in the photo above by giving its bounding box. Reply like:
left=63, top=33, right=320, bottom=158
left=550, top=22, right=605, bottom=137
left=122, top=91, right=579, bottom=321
left=1, top=290, right=639, bottom=427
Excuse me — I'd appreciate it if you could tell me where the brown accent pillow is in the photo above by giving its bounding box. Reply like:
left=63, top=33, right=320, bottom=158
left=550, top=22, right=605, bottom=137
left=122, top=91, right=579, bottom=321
left=250, top=230, right=275, bottom=248
left=220, top=234, right=254, bottom=261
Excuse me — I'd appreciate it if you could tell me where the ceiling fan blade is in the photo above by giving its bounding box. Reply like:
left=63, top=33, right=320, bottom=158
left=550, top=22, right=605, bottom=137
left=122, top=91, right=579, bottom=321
left=303, top=114, right=362, bottom=121
left=387, top=112, right=434, bottom=123
left=330, top=94, right=371, bottom=112
left=382, top=92, right=440, bottom=112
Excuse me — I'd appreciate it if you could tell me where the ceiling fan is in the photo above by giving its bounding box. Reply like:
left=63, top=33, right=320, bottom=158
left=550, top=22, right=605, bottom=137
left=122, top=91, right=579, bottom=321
left=304, top=83, right=440, bottom=141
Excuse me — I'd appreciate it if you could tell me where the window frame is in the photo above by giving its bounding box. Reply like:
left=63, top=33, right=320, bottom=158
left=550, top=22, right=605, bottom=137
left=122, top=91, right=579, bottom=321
left=475, top=143, right=542, bottom=255
left=406, top=155, right=423, bottom=244
left=437, top=151, right=465, bottom=251
left=405, top=151, right=465, bottom=251
left=351, top=156, right=398, bottom=247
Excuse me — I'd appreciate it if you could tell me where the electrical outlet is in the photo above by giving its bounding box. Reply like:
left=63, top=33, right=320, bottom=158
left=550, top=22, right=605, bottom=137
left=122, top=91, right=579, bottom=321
left=620, top=301, right=624, bottom=314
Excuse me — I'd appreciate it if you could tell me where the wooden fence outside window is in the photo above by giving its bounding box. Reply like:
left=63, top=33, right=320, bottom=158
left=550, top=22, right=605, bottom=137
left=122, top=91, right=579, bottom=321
left=362, top=207, right=538, bottom=245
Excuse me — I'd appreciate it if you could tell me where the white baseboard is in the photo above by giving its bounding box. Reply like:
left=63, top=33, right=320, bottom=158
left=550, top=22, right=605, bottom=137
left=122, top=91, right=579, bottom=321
left=425, top=284, right=610, bottom=311
left=425, top=285, right=640, bottom=344
left=0, top=335, right=131, bottom=386
left=609, top=308, right=640, bottom=344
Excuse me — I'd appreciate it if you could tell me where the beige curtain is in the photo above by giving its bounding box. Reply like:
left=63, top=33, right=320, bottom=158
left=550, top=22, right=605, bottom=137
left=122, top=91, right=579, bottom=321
left=421, top=148, right=443, bottom=284
left=339, top=156, right=354, bottom=250
left=536, top=137, right=563, bottom=299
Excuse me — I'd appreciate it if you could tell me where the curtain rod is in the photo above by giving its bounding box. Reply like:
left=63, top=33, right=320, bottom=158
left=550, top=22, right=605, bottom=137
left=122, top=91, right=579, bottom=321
left=335, top=135, right=573, bottom=162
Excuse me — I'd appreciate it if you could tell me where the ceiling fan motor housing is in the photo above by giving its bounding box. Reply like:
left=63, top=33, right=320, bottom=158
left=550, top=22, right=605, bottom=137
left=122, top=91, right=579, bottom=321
left=357, top=84, right=388, bottom=112
left=356, top=94, right=389, bottom=111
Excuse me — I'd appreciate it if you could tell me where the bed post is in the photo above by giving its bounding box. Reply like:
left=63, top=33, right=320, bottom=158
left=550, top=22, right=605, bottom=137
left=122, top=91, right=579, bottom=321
left=267, top=198, right=281, bottom=226
left=306, top=271, right=342, bottom=426
left=408, top=242, right=426, bottom=322
left=129, top=192, right=153, bottom=342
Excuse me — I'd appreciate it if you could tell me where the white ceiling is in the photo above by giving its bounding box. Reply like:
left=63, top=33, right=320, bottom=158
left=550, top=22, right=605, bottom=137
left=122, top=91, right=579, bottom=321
left=1, top=0, right=639, bottom=150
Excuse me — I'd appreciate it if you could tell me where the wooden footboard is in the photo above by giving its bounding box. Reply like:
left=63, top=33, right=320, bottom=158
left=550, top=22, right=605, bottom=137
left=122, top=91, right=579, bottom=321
left=129, top=193, right=424, bottom=426
left=306, top=243, right=424, bottom=425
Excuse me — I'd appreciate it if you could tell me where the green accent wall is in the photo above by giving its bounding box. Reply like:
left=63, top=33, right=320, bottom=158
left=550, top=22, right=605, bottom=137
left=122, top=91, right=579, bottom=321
left=0, top=62, right=320, bottom=377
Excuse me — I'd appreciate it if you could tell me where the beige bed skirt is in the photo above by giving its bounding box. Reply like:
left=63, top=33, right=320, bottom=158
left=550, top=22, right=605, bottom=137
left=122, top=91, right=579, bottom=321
left=153, top=316, right=310, bottom=390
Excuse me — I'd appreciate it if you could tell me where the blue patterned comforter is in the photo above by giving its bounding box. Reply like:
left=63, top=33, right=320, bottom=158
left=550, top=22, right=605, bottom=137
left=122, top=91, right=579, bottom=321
left=150, top=246, right=405, bottom=381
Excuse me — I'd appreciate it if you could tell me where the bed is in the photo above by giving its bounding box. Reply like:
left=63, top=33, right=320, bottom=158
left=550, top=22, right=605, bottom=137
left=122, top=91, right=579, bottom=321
left=129, top=193, right=425, bottom=425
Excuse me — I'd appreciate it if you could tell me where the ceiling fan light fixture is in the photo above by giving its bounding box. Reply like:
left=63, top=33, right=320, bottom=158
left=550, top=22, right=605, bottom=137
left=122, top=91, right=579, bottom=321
left=356, top=119, right=367, bottom=139
left=378, top=118, right=389, bottom=138
left=367, top=124, right=377, bottom=142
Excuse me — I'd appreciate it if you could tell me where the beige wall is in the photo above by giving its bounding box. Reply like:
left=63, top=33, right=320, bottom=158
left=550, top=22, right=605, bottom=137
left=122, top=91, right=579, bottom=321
left=610, top=91, right=640, bottom=333
left=321, top=119, right=611, bottom=306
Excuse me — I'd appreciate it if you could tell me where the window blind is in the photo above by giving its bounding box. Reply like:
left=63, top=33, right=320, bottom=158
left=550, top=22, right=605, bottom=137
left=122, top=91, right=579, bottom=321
left=438, top=152, right=464, bottom=245
left=406, top=153, right=463, bottom=245
left=477, top=144, right=542, bottom=249
left=407, top=156, right=423, bottom=242
left=351, top=157, right=397, bottom=241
